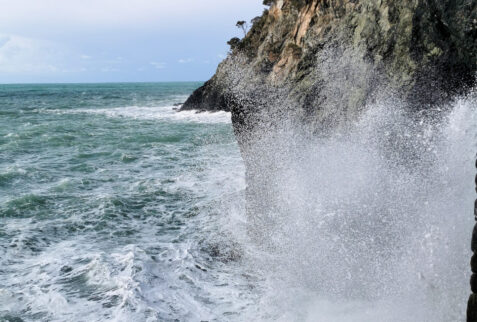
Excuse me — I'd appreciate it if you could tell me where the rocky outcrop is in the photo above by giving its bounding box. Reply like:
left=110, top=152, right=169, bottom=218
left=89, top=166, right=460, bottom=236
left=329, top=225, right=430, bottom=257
left=182, top=1, right=477, bottom=315
left=180, top=73, right=230, bottom=112
left=182, top=0, right=477, bottom=123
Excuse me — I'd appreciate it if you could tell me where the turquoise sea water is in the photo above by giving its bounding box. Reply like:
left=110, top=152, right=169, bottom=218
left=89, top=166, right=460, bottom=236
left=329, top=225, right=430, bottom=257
left=2, top=82, right=476, bottom=322
left=0, top=83, right=254, bottom=321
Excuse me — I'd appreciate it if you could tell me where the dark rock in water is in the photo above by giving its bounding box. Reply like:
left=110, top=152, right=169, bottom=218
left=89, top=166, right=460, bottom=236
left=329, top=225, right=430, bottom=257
left=472, top=274, right=477, bottom=293
left=474, top=199, right=477, bottom=219
left=472, top=224, right=477, bottom=253
left=472, top=253, right=477, bottom=274
left=60, top=265, right=73, bottom=274
left=200, top=241, right=242, bottom=263
left=468, top=294, right=477, bottom=322
left=173, top=102, right=183, bottom=107
left=181, top=79, right=230, bottom=112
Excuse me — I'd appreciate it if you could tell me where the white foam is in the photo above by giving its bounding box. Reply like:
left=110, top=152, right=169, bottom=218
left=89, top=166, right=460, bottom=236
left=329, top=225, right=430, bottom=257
left=46, top=106, right=231, bottom=124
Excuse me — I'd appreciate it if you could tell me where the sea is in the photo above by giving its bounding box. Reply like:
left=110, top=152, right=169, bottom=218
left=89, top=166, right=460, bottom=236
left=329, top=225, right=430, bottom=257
left=0, top=83, right=255, bottom=321
left=0, top=82, right=476, bottom=321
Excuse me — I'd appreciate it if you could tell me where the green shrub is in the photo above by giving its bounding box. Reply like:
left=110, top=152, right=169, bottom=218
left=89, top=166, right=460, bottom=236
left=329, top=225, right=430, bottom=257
left=227, top=37, right=241, bottom=50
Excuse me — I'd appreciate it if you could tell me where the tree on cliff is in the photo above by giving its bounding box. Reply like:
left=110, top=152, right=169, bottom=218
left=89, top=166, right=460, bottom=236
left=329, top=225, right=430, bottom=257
left=236, top=21, right=248, bottom=37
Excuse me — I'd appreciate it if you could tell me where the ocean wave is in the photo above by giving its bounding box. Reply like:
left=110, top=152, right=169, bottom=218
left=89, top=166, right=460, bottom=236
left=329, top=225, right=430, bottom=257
left=0, top=167, right=27, bottom=186
left=44, top=106, right=232, bottom=124
left=1, top=194, right=50, bottom=218
left=0, top=83, right=247, bottom=322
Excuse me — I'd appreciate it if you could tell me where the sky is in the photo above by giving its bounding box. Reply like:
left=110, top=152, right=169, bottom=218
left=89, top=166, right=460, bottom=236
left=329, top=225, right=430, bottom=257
left=0, top=0, right=265, bottom=83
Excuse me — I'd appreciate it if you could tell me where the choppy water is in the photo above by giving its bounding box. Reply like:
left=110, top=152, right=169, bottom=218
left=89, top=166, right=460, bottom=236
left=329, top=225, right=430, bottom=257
left=0, top=82, right=476, bottom=322
left=0, top=83, right=253, bottom=321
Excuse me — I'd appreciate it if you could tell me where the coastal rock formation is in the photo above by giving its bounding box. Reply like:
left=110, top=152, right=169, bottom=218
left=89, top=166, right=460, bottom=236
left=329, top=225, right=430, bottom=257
left=183, top=0, right=477, bottom=122
left=182, top=0, right=477, bottom=316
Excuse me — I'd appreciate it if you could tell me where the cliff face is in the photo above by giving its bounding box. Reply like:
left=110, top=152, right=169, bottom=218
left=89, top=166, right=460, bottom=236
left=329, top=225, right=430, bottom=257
left=182, top=0, right=477, bottom=123
left=182, top=1, right=477, bottom=315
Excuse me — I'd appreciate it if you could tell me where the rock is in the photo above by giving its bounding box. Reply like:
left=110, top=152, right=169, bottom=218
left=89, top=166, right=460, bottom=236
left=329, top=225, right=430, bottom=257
left=182, top=0, right=477, bottom=238
left=472, top=274, right=477, bottom=293
left=60, top=265, right=73, bottom=274
left=468, top=294, right=477, bottom=322
left=472, top=225, right=477, bottom=252
left=474, top=199, right=477, bottom=220
left=472, top=253, right=477, bottom=274
left=181, top=78, right=230, bottom=112
left=183, top=0, right=477, bottom=122
left=181, top=2, right=477, bottom=314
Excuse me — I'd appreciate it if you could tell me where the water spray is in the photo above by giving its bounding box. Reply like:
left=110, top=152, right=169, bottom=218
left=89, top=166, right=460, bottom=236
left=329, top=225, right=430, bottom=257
left=468, top=160, right=477, bottom=321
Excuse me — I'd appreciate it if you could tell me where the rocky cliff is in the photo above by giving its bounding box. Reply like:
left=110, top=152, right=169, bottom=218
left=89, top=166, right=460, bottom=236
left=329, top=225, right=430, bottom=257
left=182, top=0, right=477, bottom=317
left=182, top=0, right=477, bottom=125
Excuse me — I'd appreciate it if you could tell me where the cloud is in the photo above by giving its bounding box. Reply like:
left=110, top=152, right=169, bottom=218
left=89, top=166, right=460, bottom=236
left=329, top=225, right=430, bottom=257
left=0, top=34, right=67, bottom=74
left=0, top=34, right=95, bottom=77
left=0, top=0, right=265, bottom=82
left=150, top=61, right=166, bottom=69
left=178, top=58, right=193, bottom=64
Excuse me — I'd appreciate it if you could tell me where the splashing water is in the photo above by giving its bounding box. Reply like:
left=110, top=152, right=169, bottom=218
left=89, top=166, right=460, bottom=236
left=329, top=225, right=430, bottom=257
left=234, top=93, right=477, bottom=321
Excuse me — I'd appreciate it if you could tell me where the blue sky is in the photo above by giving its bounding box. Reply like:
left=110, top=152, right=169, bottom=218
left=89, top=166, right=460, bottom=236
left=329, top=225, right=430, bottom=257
left=0, top=0, right=264, bottom=83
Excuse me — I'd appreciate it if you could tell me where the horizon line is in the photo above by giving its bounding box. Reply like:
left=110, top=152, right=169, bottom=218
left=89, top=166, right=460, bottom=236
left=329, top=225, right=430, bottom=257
left=0, top=80, right=205, bottom=86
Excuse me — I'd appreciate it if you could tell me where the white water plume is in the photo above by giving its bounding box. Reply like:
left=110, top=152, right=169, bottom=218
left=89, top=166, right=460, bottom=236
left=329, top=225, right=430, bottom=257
left=232, top=92, right=477, bottom=321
